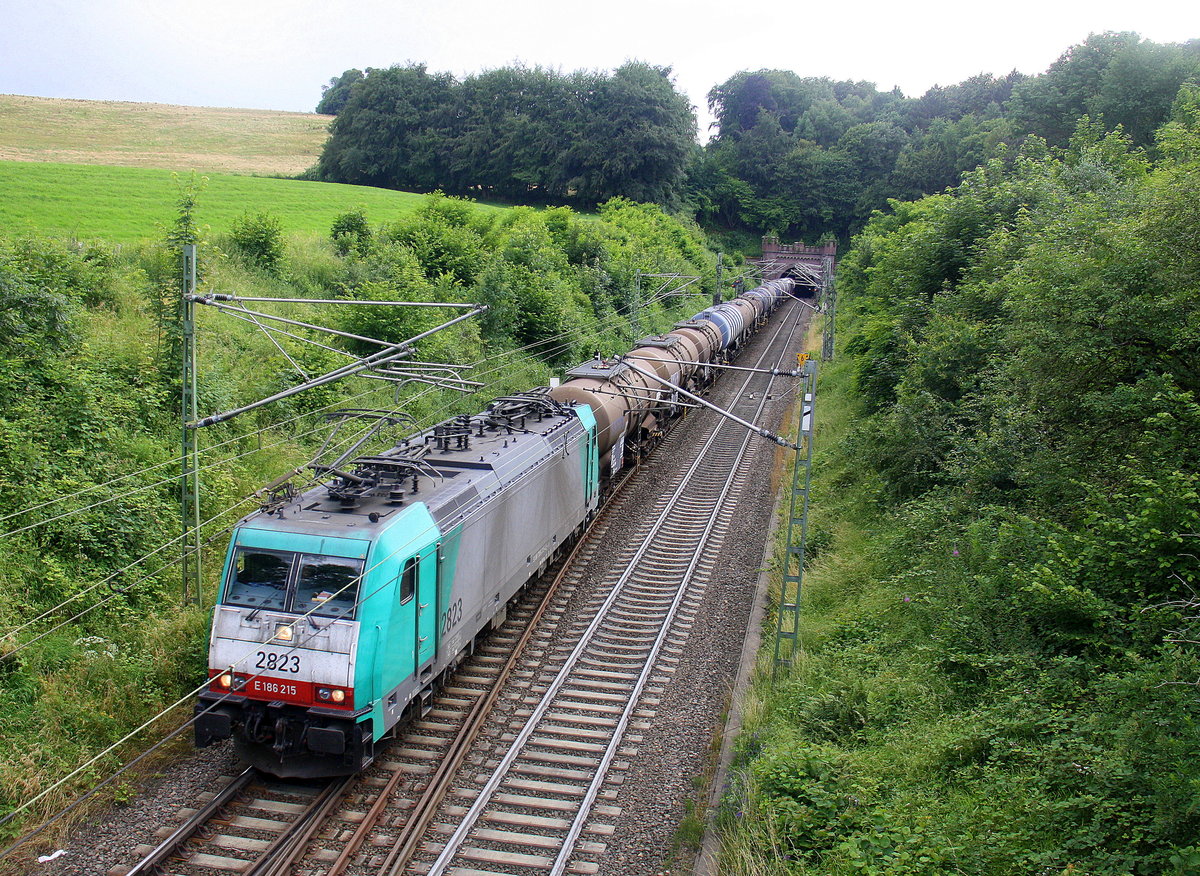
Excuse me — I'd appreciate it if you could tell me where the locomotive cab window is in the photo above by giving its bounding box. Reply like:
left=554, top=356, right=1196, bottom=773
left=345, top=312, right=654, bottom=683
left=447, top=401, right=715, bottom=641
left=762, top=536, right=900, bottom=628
left=224, top=549, right=291, bottom=610
left=399, top=557, right=417, bottom=604
left=293, top=554, right=364, bottom=619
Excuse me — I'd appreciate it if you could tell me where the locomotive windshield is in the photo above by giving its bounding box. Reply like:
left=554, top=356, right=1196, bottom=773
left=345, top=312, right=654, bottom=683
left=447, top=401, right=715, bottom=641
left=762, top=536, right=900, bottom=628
left=225, top=549, right=291, bottom=611
left=223, top=548, right=364, bottom=619
left=293, top=554, right=362, bottom=619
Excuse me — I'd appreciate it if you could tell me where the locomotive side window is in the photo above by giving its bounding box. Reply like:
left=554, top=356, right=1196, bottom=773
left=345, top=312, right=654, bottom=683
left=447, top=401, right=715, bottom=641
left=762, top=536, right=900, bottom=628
left=225, top=549, right=291, bottom=610
left=293, top=554, right=364, bottom=619
left=399, top=557, right=416, bottom=604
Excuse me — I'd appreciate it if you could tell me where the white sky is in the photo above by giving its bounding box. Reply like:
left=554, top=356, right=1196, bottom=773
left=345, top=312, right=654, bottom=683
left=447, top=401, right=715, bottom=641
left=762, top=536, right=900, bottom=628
left=2, top=0, right=1197, bottom=139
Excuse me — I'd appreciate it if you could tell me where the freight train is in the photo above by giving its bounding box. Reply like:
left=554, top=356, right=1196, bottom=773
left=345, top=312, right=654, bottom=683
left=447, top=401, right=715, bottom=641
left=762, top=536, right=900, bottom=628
left=194, top=278, right=796, bottom=776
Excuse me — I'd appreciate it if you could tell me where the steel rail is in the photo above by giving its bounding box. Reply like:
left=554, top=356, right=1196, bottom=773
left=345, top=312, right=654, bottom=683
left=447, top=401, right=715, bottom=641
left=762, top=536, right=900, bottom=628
left=423, top=300, right=804, bottom=876
left=369, top=483, right=623, bottom=876
left=210, top=467, right=639, bottom=876
left=118, top=302, right=800, bottom=876
left=122, top=766, right=257, bottom=876
left=549, top=345, right=786, bottom=875
left=242, top=774, right=356, bottom=876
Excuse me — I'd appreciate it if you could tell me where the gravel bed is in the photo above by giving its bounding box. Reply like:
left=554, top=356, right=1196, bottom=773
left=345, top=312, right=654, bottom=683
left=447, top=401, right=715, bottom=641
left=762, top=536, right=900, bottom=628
left=590, top=307, right=807, bottom=876
left=23, top=739, right=242, bottom=876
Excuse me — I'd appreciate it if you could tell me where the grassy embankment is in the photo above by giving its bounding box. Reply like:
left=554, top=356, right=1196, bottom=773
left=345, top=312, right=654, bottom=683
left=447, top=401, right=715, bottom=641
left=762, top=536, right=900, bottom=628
left=0, top=93, right=330, bottom=175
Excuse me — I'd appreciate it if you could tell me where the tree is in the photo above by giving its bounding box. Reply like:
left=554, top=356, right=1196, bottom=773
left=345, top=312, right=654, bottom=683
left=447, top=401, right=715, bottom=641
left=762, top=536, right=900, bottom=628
left=1089, top=39, right=1200, bottom=146
left=314, top=62, right=694, bottom=208
left=315, top=68, right=365, bottom=115
left=1008, top=32, right=1200, bottom=148
left=449, top=65, right=580, bottom=202
left=316, top=64, right=456, bottom=190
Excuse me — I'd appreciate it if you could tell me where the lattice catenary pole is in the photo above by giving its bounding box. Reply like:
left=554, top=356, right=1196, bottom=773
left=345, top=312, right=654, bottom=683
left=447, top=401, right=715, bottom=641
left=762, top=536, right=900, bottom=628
left=180, top=245, right=203, bottom=606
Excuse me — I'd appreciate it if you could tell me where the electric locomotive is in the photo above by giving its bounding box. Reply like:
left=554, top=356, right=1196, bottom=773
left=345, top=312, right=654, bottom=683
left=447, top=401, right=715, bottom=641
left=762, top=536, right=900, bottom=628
left=195, top=278, right=794, bottom=777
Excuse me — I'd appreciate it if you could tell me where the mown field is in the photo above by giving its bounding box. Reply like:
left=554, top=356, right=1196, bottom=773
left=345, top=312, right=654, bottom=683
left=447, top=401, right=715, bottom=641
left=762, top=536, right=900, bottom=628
left=0, top=160, right=469, bottom=243
left=0, top=94, right=330, bottom=175
left=0, top=94, right=480, bottom=244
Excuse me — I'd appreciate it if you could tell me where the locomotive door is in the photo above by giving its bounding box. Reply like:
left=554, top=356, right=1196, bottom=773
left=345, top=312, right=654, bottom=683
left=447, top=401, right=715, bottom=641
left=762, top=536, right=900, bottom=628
left=415, top=551, right=437, bottom=671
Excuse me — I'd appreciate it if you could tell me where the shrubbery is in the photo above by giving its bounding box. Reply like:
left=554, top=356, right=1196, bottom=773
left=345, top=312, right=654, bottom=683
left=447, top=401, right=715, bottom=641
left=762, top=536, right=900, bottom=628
left=229, top=210, right=284, bottom=273
left=720, top=105, right=1200, bottom=873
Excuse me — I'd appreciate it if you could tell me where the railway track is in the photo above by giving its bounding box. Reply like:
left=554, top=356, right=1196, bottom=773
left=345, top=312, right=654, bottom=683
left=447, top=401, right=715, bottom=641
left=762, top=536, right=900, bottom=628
left=404, top=303, right=803, bottom=876
left=116, top=300, right=805, bottom=876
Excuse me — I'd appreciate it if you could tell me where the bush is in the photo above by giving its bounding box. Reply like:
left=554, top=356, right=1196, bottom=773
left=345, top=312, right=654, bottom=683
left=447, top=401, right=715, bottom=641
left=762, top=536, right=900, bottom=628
left=330, top=208, right=372, bottom=256
left=230, top=210, right=285, bottom=273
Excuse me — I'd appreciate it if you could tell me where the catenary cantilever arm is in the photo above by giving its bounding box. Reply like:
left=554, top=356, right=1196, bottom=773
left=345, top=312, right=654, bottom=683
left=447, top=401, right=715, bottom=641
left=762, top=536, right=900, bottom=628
left=621, top=360, right=799, bottom=450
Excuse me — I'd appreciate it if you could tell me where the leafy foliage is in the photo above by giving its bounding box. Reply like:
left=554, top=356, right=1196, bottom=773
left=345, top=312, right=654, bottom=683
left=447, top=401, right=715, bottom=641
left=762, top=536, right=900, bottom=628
left=315, top=62, right=696, bottom=209
left=721, top=106, right=1200, bottom=874
left=229, top=210, right=285, bottom=273
left=329, top=208, right=372, bottom=255
left=697, top=33, right=1200, bottom=244
left=315, top=68, right=365, bottom=115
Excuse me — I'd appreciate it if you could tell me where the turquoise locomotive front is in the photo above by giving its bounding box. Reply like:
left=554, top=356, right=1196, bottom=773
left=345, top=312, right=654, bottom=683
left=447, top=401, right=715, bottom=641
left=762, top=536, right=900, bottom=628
left=196, top=398, right=599, bottom=776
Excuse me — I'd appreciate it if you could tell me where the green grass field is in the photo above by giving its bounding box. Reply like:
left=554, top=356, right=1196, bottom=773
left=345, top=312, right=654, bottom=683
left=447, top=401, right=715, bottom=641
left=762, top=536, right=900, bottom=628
left=0, top=94, right=330, bottom=175
left=0, top=95, right=508, bottom=243
left=0, top=160, right=500, bottom=243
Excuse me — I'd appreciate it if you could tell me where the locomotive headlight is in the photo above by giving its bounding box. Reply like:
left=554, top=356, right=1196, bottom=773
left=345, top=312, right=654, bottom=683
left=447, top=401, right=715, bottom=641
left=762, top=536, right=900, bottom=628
left=316, top=686, right=349, bottom=705
left=274, top=624, right=294, bottom=642
left=217, top=672, right=233, bottom=688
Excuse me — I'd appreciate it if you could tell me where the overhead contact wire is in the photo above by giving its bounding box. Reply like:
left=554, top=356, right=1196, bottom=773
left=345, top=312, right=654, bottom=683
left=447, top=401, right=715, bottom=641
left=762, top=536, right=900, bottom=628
left=0, top=292, right=700, bottom=639
left=0, top=283, right=728, bottom=855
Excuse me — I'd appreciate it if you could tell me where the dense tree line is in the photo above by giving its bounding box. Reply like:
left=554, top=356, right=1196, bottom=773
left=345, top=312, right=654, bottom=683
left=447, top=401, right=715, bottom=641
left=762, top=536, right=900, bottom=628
left=718, top=94, right=1200, bottom=875
left=313, top=34, right=1200, bottom=246
left=699, top=32, right=1200, bottom=242
left=314, top=62, right=696, bottom=208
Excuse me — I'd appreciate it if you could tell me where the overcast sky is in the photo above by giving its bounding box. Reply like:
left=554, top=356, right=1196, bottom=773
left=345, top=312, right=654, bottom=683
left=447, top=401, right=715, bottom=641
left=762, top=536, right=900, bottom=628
left=2, top=0, right=1197, bottom=138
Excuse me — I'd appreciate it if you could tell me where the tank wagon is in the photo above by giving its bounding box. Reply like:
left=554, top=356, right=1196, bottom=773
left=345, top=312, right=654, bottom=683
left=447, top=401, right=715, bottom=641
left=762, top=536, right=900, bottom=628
left=195, top=277, right=795, bottom=776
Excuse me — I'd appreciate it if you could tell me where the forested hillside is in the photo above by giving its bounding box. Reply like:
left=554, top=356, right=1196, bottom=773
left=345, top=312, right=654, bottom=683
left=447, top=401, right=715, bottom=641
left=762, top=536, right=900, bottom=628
left=0, top=192, right=720, bottom=842
left=309, top=33, right=1200, bottom=248
left=716, top=92, right=1200, bottom=875
left=696, top=32, right=1200, bottom=242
